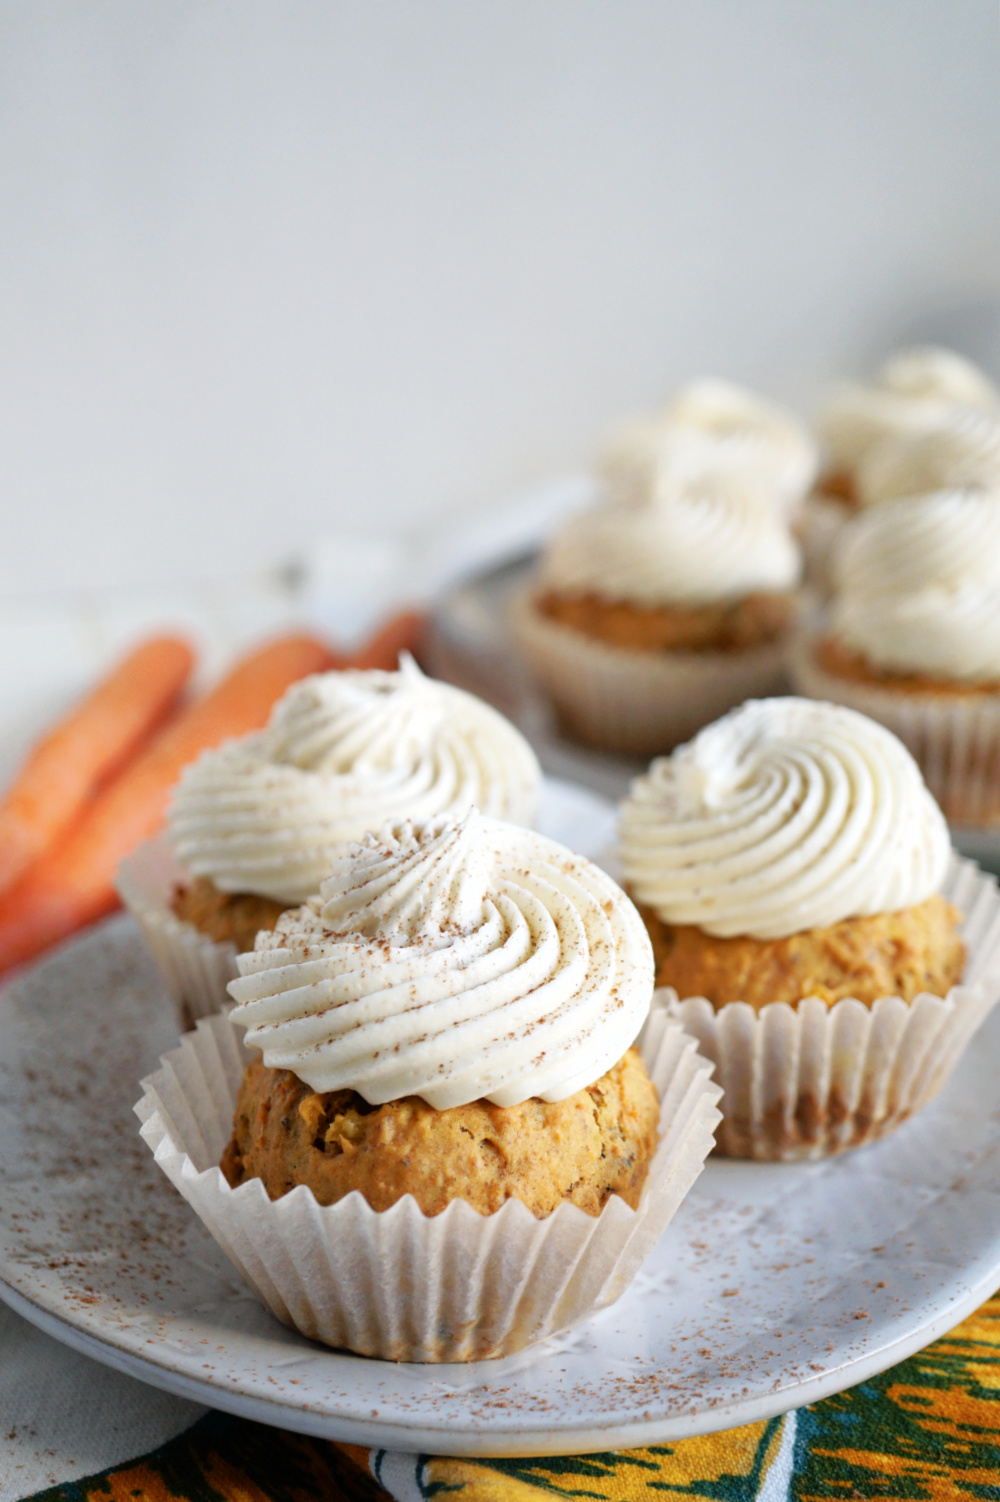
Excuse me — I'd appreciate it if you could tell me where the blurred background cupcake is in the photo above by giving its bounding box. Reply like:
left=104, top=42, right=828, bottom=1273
left=601, top=379, right=818, bottom=520
left=511, top=381, right=810, bottom=757
left=800, top=346, right=1000, bottom=593
left=854, top=404, right=1000, bottom=508
left=792, top=488, right=1000, bottom=827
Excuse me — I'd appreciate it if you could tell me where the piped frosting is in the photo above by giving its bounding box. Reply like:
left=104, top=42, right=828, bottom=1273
left=227, top=811, right=654, bottom=1109
left=831, top=489, right=1000, bottom=683
left=855, top=407, right=1000, bottom=507
left=169, top=657, right=541, bottom=903
left=601, top=378, right=817, bottom=515
left=619, top=697, right=949, bottom=939
left=538, top=482, right=801, bottom=607
left=820, top=346, right=1000, bottom=475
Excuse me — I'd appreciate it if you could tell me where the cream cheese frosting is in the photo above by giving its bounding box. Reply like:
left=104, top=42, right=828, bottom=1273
left=855, top=407, right=1000, bottom=507
left=227, top=811, right=654, bottom=1109
left=820, top=346, right=1000, bottom=474
left=538, top=482, right=801, bottom=607
left=831, top=489, right=1000, bottom=683
left=168, top=657, right=541, bottom=904
left=619, top=697, right=949, bottom=939
left=601, top=379, right=817, bottom=515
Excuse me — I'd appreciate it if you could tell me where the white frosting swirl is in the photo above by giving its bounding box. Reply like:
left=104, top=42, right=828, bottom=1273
left=227, top=811, right=654, bottom=1109
left=856, top=407, right=1000, bottom=507
left=539, top=483, right=801, bottom=607
left=831, top=489, right=1000, bottom=683
left=878, top=347, right=1000, bottom=403
left=619, top=698, right=949, bottom=939
left=601, top=379, right=817, bottom=515
left=821, top=346, right=1000, bottom=473
left=168, top=657, right=541, bottom=903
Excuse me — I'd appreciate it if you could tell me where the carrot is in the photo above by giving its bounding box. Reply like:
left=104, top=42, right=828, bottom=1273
left=346, top=609, right=427, bottom=670
left=0, top=635, right=195, bottom=895
left=0, top=632, right=338, bottom=974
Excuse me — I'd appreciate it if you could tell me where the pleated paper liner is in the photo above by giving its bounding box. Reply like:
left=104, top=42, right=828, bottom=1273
left=509, top=588, right=791, bottom=758
left=135, top=997, right=722, bottom=1363
left=790, top=626, right=1000, bottom=828
left=117, top=833, right=240, bottom=1030
left=662, top=853, right=1000, bottom=1161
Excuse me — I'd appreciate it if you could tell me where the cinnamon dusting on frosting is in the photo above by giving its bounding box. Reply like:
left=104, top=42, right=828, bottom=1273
left=228, top=811, right=653, bottom=1109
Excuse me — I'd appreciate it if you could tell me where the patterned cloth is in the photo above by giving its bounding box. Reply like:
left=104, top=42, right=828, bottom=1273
left=20, top=1289, right=1000, bottom=1502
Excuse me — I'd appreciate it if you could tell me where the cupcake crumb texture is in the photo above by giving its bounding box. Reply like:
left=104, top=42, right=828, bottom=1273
left=172, top=877, right=286, bottom=954
left=537, top=588, right=794, bottom=654
left=815, top=636, right=1000, bottom=697
left=221, top=1047, right=660, bottom=1219
left=641, top=892, right=965, bottom=1010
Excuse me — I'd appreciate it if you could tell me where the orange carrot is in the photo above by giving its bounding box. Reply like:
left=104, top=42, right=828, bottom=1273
left=346, top=609, right=427, bottom=670
left=0, top=632, right=338, bottom=974
left=0, top=635, right=195, bottom=895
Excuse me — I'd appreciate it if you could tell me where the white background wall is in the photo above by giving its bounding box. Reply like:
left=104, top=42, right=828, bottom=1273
left=1, top=1, right=998, bottom=599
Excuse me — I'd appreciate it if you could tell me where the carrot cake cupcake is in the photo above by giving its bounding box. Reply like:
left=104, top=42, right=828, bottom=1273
left=602, top=379, right=818, bottom=518
left=118, top=656, right=542, bottom=1021
left=619, top=697, right=1000, bottom=1159
left=818, top=345, right=1000, bottom=505
left=136, top=812, right=722, bottom=1360
left=513, top=477, right=802, bottom=755
left=801, top=346, right=1000, bottom=593
left=791, top=489, right=1000, bottom=825
left=223, top=812, right=659, bottom=1216
left=854, top=405, right=1000, bottom=509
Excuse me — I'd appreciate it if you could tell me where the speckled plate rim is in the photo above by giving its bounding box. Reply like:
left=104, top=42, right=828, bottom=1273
left=2, top=1255, right=1000, bottom=1457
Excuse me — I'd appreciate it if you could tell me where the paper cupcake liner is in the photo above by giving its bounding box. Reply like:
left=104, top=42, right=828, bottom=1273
left=510, top=588, right=792, bottom=757
left=116, top=834, right=241, bottom=1030
left=661, top=853, right=1000, bottom=1161
left=135, top=998, right=722, bottom=1363
left=790, top=626, right=1000, bottom=827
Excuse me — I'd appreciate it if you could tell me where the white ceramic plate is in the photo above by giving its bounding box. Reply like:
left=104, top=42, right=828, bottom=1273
left=3, top=780, right=1000, bottom=1457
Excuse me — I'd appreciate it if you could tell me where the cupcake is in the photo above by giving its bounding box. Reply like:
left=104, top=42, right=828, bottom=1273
left=855, top=406, right=1000, bottom=509
left=117, top=655, right=542, bottom=1023
left=513, top=478, right=802, bottom=756
left=602, top=379, right=818, bottom=518
left=801, top=346, right=1000, bottom=592
left=818, top=346, right=1000, bottom=503
left=135, top=812, right=722, bottom=1361
left=791, top=490, right=1000, bottom=825
left=619, top=697, right=1000, bottom=1159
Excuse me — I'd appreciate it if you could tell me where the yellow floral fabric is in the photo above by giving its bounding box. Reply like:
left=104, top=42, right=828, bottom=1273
left=25, top=1290, right=1000, bottom=1502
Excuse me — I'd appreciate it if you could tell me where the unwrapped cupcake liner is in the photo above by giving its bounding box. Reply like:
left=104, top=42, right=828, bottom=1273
left=790, top=626, right=1000, bottom=828
left=510, top=588, right=791, bottom=757
left=662, top=853, right=1000, bottom=1161
left=135, top=998, right=722, bottom=1362
left=116, top=834, right=240, bottom=1030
